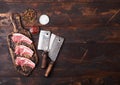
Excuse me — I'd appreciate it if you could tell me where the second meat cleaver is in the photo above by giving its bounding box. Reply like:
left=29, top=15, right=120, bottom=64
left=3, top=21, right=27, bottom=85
left=45, top=33, right=64, bottom=77
left=38, top=30, right=51, bottom=68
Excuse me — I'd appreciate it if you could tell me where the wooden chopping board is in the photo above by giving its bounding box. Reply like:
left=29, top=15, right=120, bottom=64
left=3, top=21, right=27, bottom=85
left=7, top=13, right=38, bottom=76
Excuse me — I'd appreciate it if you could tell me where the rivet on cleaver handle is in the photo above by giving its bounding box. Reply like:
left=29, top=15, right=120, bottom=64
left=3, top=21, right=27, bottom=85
left=38, top=30, right=51, bottom=68
left=45, top=35, right=64, bottom=77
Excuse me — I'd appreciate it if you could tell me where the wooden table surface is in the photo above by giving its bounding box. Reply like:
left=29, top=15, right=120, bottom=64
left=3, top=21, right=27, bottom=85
left=0, top=0, right=120, bottom=85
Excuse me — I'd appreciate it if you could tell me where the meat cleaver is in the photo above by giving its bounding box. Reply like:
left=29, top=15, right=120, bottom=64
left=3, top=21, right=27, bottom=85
left=45, top=34, right=64, bottom=77
left=38, top=30, right=51, bottom=68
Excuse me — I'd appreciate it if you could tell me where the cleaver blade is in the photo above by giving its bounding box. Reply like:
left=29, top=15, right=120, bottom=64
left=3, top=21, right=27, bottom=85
left=38, top=30, right=51, bottom=68
left=45, top=34, right=64, bottom=77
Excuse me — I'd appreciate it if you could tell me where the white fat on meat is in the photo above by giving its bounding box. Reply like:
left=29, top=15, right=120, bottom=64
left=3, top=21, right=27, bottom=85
left=15, top=57, right=35, bottom=69
left=15, top=45, right=33, bottom=58
left=12, top=33, right=32, bottom=44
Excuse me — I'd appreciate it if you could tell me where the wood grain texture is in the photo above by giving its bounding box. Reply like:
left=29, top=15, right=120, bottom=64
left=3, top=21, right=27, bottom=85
left=0, top=2, right=120, bottom=43
left=0, top=43, right=120, bottom=77
left=0, top=77, right=120, bottom=85
left=0, top=0, right=120, bottom=85
left=0, top=2, right=120, bottom=26
left=1, top=0, right=120, bottom=3
left=1, top=26, right=120, bottom=43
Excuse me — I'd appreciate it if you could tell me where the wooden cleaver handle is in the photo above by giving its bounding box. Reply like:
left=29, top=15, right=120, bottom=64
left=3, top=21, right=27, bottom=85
left=41, top=51, right=48, bottom=68
left=45, top=61, right=54, bottom=77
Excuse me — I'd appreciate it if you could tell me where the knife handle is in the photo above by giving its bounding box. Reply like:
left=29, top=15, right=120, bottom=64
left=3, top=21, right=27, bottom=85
left=45, top=61, right=54, bottom=77
left=41, top=51, right=48, bottom=68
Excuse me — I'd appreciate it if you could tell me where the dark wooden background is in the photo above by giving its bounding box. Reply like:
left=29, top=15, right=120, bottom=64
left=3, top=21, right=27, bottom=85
left=0, top=0, right=120, bottom=85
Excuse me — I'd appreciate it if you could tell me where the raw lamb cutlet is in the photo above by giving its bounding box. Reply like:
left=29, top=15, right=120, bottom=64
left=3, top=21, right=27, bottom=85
left=12, top=33, right=32, bottom=44
left=15, top=57, right=35, bottom=69
left=15, top=45, right=34, bottom=58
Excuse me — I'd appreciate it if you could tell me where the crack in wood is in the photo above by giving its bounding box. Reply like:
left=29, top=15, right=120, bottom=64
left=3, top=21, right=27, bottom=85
left=106, top=9, right=120, bottom=24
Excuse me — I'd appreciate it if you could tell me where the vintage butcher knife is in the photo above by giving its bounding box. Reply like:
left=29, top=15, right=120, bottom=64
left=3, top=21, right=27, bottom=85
left=38, top=30, right=51, bottom=68
left=45, top=34, right=64, bottom=77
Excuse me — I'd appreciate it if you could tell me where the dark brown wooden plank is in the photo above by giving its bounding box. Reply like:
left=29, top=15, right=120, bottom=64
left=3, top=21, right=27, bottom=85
left=0, top=43, right=120, bottom=77
left=0, top=2, right=120, bottom=27
left=40, top=26, right=120, bottom=43
left=1, top=0, right=120, bottom=3
left=0, top=1, right=120, bottom=84
left=0, top=77, right=120, bottom=85
left=1, top=25, right=120, bottom=43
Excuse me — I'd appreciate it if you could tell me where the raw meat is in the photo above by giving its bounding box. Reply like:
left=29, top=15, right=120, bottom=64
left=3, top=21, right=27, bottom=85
left=15, top=45, right=33, bottom=58
left=12, top=33, right=32, bottom=44
left=15, top=57, right=35, bottom=69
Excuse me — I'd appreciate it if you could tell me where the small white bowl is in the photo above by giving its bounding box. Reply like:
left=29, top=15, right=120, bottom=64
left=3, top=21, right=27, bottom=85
left=39, top=14, right=49, bottom=25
